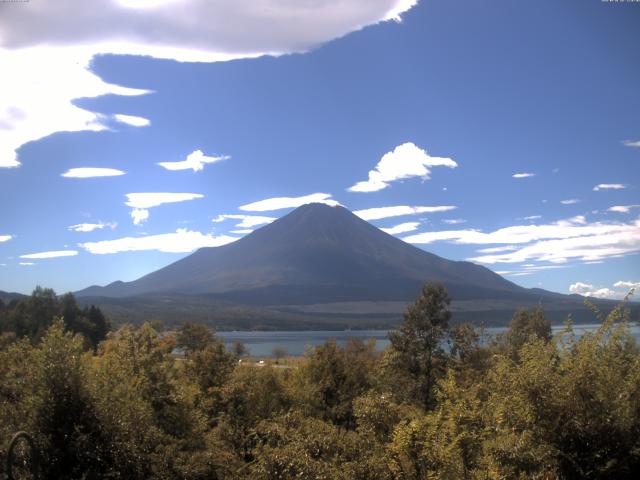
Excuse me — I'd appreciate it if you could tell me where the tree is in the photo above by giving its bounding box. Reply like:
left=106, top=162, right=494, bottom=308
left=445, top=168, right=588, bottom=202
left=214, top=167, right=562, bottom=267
left=232, top=340, right=249, bottom=357
left=448, top=323, right=489, bottom=378
left=388, top=283, right=451, bottom=409
left=272, top=347, right=288, bottom=363
left=186, top=339, right=237, bottom=419
left=30, top=320, right=112, bottom=478
left=176, top=321, right=214, bottom=354
left=0, top=289, right=109, bottom=348
left=495, top=306, right=551, bottom=361
left=59, top=293, right=110, bottom=349
left=11, top=286, right=58, bottom=340
left=294, top=338, right=376, bottom=428
left=217, top=366, right=290, bottom=461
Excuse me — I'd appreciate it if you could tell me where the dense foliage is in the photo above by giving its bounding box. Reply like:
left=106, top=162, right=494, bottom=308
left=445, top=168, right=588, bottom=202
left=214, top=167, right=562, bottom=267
left=0, top=287, right=109, bottom=348
left=0, top=284, right=638, bottom=479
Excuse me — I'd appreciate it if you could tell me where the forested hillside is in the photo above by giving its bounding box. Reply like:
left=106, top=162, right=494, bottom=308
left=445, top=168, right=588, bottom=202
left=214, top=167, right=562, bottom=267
left=1, top=284, right=638, bottom=479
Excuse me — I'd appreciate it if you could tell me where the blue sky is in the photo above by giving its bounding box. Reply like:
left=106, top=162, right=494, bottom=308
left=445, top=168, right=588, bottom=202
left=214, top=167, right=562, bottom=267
left=1, top=0, right=639, bottom=298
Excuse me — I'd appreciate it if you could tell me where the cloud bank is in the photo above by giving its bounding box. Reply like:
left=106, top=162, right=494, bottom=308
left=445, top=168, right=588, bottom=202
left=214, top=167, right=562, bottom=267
left=0, top=46, right=149, bottom=169
left=403, top=215, right=640, bottom=265
left=1, top=0, right=418, bottom=168
left=569, top=280, right=638, bottom=299
left=348, top=142, right=457, bottom=192
left=81, top=228, right=238, bottom=254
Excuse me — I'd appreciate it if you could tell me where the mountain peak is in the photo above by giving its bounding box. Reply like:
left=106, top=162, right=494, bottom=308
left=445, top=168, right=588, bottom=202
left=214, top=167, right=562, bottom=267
left=77, top=202, right=528, bottom=304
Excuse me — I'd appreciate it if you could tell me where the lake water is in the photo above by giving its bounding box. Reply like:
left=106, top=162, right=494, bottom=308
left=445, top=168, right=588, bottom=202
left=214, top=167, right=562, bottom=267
left=218, top=323, right=640, bottom=357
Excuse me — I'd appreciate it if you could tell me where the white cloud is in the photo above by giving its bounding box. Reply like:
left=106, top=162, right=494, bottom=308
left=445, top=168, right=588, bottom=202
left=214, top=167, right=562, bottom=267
left=521, top=215, right=542, bottom=221
left=496, top=264, right=567, bottom=277
left=0, top=235, right=12, bottom=243
left=212, top=214, right=276, bottom=228
left=380, top=222, right=420, bottom=235
left=239, top=193, right=339, bottom=212
left=20, top=250, right=79, bottom=259
left=61, top=167, right=126, bottom=178
left=125, top=192, right=204, bottom=225
left=607, top=205, right=640, bottom=214
left=354, top=205, right=456, bottom=221
left=158, top=149, right=229, bottom=172
left=495, top=270, right=521, bottom=276
left=404, top=215, right=597, bottom=245
left=131, top=209, right=150, bottom=226
left=0, top=46, right=150, bottom=168
left=19, top=262, right=35, bottom=266
left=230, top=229, right=253, bottom=235
left=512, top=172, right=535, bottom=178
left=569, top=280, right=639, bottom=299
left=403, top=216, right=640, bottom=265
left=81, top=228, right=238, bottom=254
left=622, top=140, right=640, bottom=148
left=125, top=192, right=204, bottom=209
left=442, top=218, right=466, bottom=225
left=113, top=113, right=150, bottom=127
left=593, top=183, right=626, bottom=191
left=561, top=199, right=580, bottom=205
left=68, top=222, right=116, bottom=232
left=477, top=245, right=518, bottom=254
left=2, top=1, right=417, bottom=57
left=521, top=264, right=566, bottom=271
left=569, top=282, right=616, bottom=299
left=348, top=142, right=457, bottom=192
left=614, top=280, right=640, bottom=290
left=1, top=1, right=416, bottom=168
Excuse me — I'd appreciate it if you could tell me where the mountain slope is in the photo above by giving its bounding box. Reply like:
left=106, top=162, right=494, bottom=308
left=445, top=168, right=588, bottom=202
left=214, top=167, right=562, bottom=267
left=78, top=203, right=544, bottom=304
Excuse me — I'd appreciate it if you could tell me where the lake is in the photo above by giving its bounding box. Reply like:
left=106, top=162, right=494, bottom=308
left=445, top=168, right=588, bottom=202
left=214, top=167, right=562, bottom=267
left=218, top=323, right=640, bottom=357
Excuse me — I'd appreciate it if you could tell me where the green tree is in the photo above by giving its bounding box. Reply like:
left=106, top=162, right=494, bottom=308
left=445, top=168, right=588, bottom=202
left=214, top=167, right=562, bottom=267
left=59, top=293, right=111, bottom=349
left=185, top=337, right=237, bottom=419
left=251, top=412, right=393, bottom=480
left=90, top=322, right=238, bottom=479
left=216, top=366, right=290, bottom=462
left=387, top=283, right=451, bottom=409
left=294, top=338, right=376, bottom=428
left=481, top=305, right=640, bottom=478
left=495, top=306, right=552, bottom=361
left=29, top=320, right=112, bottom=478
left=176, top=321, right=214, bottom=354
left=0, top=288, right=109, bottom=348
left=8, top=286, right=58, bottom=340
